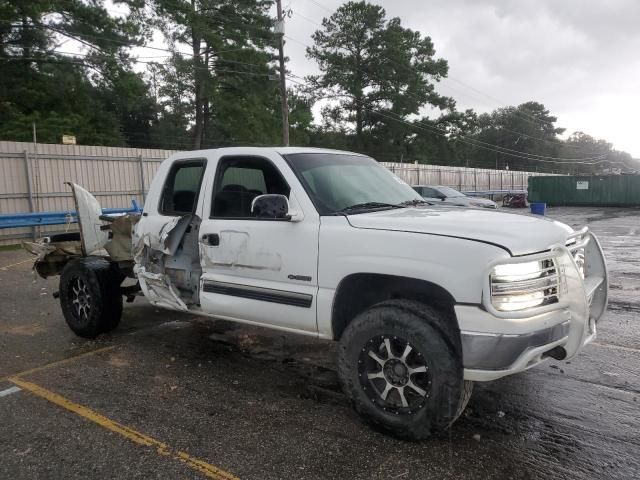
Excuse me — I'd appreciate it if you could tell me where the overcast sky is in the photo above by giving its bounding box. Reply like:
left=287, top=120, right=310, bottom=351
left=282, top=0, right=640, bottom=157
left=106, top=0, right=639, bottom=156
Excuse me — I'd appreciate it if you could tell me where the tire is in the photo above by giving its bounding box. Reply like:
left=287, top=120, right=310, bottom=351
left=337, top=299, right=472, bottom=440
left=59, top=257, right=123, bottom=338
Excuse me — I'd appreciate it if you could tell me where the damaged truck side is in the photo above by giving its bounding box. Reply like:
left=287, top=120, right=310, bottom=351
left=26, top=147, right=608, bottom=440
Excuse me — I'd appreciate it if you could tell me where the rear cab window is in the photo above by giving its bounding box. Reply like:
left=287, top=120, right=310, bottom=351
left=159, top=160, right=206, bottom=216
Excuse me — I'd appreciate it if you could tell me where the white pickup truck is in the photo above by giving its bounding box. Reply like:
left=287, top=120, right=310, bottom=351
left=27, top=147, right=608, bottom=440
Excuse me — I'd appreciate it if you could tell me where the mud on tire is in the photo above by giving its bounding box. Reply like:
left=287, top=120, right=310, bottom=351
left=337, top=299, right=472, bottom=440
left=59, top=257, right=123, bottom=338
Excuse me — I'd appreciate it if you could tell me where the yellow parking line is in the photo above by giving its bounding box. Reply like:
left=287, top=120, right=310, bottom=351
left=9, top=377, right=239, bottom=480
left=0, top=257, right=33, bottom=270
left=0, top=345, right=116, bottom=383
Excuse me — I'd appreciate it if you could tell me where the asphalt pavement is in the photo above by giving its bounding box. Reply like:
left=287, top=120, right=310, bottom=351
left=0, top=206, right=638, bottom=479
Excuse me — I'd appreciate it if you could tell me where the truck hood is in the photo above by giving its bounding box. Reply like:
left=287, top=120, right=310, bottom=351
left=346, top=206, right=573, bottom=256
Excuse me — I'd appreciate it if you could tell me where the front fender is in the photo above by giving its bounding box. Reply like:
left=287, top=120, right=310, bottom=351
left=316, top=217, right=508, bottom=337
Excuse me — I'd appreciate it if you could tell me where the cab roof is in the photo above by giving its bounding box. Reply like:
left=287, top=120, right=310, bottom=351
left=168, top=146, right=367, bottom=160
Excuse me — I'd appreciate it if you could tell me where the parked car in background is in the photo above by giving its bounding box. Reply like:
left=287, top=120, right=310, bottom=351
left=412, top=185, right=498, bottom=209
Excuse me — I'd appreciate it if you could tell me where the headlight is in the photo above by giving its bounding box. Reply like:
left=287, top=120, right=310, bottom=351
left=490, top=259, right=559, bottom=312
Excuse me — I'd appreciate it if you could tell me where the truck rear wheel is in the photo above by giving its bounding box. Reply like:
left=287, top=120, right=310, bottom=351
left=59, top=257, right=123, bottom=338
left=337, top=299, right=472, bottom=440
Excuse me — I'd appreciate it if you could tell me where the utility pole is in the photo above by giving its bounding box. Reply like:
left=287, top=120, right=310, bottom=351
left=275, top=0, right=289, bottom=146
left=495, top=126, right=500, bottom=170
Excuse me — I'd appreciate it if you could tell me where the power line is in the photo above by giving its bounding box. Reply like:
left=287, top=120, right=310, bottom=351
left=2, top=21, right=265, bottom=59
left=303, top=0, right=333, bottom=14
left=283, top=39, right=608, bottom=163
left=287, top=75, right=614, bottom=166
left=300, top=0, right=552, bottom=132
left=2, top=10, right=621, bottom=167
left=1, top=51, right=276, bottom=78
left=445, top=76, right=563, bottom=129
left=289, top=3, right=603, bottom=154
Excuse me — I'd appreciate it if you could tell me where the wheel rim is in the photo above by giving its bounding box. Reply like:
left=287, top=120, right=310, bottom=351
left=69, top=277, right=92, bottom=323
left=358, top=335, right=431, bottom=414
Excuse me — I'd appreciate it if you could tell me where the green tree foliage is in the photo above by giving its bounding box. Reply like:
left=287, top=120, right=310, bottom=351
left=0, top=0, right=156, bottom=145
left=0, top=0, right=635, bottom=175
left=306, top=1, right=452, bottom=157
left=147, top=0, right=290, bottom=148
left=407, top=109, right=480, bottom=166
left=303, top=2, right=637, bottom=172
left=561, top=132, right=635, bottom=174
left=469, top=102, right=565, bottom=170
left=458, top=104, right=638, bottom=173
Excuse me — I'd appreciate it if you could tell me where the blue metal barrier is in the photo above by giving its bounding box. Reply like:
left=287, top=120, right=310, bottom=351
left=0, top=199, right=142, bottom=229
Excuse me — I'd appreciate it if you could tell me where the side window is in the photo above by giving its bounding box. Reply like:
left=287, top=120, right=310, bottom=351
left=160, top=160, right=206, bottom=215
left=421, top=187, right=437, bottom=197
left=211, top=156, right=290, bottom=219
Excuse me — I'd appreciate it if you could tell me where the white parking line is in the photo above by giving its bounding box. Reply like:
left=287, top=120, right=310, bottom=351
left=0, top=386, right=22, bottom=398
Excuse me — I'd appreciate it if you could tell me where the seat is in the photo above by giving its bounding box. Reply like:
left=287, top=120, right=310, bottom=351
left=213, top=184, right=260, bottom=217
left=172, top=190, right=196, bottom=213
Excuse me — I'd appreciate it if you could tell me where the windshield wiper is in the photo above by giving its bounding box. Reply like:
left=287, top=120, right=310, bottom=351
left=398, top=199, right=433, bottom=206
left=338, top=202, right=404, bottom=213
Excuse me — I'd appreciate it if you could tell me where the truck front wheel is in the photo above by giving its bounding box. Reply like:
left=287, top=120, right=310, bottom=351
left=59, top=257, right=123, bottom=338
left=337, top=299, right=472, bottom=440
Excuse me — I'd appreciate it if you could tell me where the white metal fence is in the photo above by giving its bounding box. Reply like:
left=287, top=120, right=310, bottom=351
left=0, top=141, right=174, bottom=244
left=384, top=163, right=546, bottom=191
left=0, top=141, right=547, bottom=244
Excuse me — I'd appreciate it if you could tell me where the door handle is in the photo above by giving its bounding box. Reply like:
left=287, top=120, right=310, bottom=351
left=202, top=233, right=220, bottom=246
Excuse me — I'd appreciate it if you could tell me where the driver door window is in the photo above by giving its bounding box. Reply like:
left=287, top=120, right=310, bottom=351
left=211, top=157, right=290, bottom=219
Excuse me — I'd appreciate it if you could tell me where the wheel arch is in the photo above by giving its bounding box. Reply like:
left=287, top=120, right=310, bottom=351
left=330, top=273, right=459, bottom=341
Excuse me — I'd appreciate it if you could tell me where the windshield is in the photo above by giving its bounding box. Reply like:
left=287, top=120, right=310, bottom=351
left=284, top=153, right=424, bottom=215
left=435, top=186, right=465, bottom=198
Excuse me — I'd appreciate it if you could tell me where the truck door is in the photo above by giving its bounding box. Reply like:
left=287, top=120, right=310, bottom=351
left=197, top=152, right=320, bottom=334
left=134, top=158, right=208, bottom=311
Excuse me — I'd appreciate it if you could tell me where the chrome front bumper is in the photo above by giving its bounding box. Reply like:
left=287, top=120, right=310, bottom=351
left=459, top=229, right=608, bottom=382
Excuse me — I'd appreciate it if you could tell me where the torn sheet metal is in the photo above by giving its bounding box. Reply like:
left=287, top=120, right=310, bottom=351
left=104, top=214, right=139, bottom=261
left=200, top=230, right=282, bottom=271
left=22, top=240, right=83, bottom=278
left=67, top=182, right=109, bottom=255
left=131, top=214, right=201, bottom=310
left=136, top=266, right=189, bottom=311
left=23, top=240, right=81, bottom=259
left=133, top=214, right=193, bottom=259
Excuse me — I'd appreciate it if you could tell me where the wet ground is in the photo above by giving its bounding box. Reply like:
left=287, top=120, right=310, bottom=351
left=0, top=206, right=638, bottom=479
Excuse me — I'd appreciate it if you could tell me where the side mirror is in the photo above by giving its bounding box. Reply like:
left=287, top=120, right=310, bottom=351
left=251, top=194, right=292, bottom=220
left=439, top=196, right=446, bottom=201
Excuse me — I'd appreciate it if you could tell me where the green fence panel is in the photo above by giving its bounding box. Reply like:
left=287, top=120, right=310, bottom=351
left=528, top=175, right=640, bottom=206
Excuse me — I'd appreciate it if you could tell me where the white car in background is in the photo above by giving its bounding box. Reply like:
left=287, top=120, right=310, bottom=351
left=413, top=185, right=498, bottom=209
